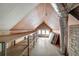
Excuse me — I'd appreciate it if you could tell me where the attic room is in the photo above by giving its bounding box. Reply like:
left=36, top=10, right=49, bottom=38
left=0, top=3, right=79, bottom=56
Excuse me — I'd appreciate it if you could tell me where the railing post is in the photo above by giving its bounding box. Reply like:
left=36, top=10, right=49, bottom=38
left=27, top=36, right=29, bottom=56
left=1, top=42, right=6, bottom=56
left=14, top=40, right=16, bottom=46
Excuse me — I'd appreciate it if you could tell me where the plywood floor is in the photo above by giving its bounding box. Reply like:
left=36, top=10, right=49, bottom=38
left=30, top=37, right=62, bottom=56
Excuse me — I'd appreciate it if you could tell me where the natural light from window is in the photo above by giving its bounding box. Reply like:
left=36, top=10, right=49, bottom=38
left=38, top=29, right=49, bottom=35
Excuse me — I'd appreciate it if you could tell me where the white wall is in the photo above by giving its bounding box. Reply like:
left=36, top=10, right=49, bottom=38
left=0, top=3, right=38, bottom=30
left=49, top=32, right=54, bottom=42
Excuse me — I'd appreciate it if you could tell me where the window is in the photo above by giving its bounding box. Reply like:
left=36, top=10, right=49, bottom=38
left=37, top=29, right=50, bottom=35
left=42, top=30, right=45, bottom=34
left=38, top=30, right=41, bottom=34
left=46, top=30, right=49, bottom=34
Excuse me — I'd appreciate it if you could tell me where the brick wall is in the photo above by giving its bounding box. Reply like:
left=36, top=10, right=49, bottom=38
left=68, top=25, right=79, bottom=56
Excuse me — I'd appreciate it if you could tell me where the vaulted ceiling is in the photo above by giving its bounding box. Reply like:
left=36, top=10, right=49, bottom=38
left=10, top=3, right=60, bottom=31
left=0, top=3, right=38, bottom=30
left=0, top=3, right=60, bottom=33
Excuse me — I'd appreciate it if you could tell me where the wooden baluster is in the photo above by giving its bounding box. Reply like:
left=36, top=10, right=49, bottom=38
left=1, top=42, right=6, bottom=56
left=27, top=36, right=29, bottom=56
left=14, top=40, right=16, bottom=46
left=33, top=33, right=35, bottom=48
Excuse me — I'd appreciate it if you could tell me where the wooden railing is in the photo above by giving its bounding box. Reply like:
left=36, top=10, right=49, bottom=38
left=0, top=31, right=38, bottom=56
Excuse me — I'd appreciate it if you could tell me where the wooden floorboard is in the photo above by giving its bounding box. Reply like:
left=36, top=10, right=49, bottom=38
left=7, top=40, right=28, bottom=56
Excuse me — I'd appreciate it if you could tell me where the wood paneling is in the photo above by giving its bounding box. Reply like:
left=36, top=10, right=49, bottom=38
left=35, top=21, right=52, bottom=32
